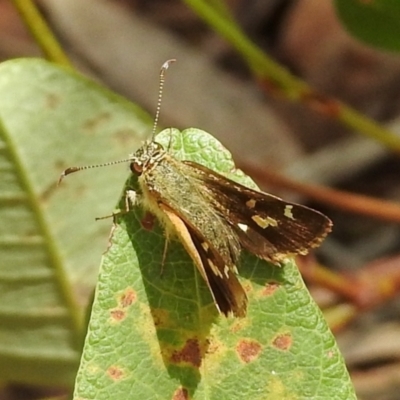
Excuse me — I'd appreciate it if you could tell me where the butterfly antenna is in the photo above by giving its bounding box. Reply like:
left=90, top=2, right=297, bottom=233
left=152, top=59, right=176, bottom=140
left=58, top=158, right=131, bottom=185
left=59, top=59, right=176, bottom=186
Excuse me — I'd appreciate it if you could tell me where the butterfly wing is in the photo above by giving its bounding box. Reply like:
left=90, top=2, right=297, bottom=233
left=160, top=205, right=247, bottom=317
left=184, top=161, right=332, bottom=263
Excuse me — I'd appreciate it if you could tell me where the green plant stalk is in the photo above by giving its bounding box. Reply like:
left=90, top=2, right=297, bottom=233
left=183, top=0, right=400, bottom=152
left=11, top=0, right=72, bottom=67
left=205, top=0, right=237, bottom=23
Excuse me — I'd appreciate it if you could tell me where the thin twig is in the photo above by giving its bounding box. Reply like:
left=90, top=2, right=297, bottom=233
left=12, top=0, right=72, bottom=67
left=183, top=0, right=400, bottom=152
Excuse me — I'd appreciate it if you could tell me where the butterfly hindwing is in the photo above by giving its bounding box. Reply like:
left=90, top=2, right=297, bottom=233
left=160, top=205, right=247, bottom=317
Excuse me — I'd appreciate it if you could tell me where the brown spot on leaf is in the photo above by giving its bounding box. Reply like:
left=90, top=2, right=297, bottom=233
left=120, top=289, right=137, bottom=308
left=114, top=128, right=137, bottom=146
left=110, top=309, right=126, bottom=322
left=45, top=92, right=61, bottom=109
left=236, top=339, right=262, bottom=363
left=262, top=282, right=280, bottom=297
left=170, top=338, right=202, bottom=368
left=107, top=365, right=125, bottom=381
left=172, top=387, right=189, bottom=400
left=83, top=112, right=111, bottom=133
left=272, top=333, right=292, bottom=351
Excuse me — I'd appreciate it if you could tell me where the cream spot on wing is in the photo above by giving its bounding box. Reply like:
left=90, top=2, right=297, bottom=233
left=224, top=265, right=230, bottom=278
left=208, top=259, right=223, bottom=278
left=238, top=223, right=248, bottom=232
left=201, top=242, right=209, bottom=251
left=252, top=215, right=278, bottom=229
left=284, top=205, right=295, bottom=220
left=246, top=199, right=256, bottom=209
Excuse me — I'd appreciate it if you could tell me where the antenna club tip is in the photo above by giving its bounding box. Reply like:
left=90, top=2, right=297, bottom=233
left=57, top=167, right=80, bottom=186
left=161, top=59, right=176, bottom=72
left=57, top=172, right=66, bottom=186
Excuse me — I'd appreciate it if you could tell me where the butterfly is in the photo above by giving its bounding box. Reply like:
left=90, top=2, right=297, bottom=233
left=59, top=60, right=332, bottom=317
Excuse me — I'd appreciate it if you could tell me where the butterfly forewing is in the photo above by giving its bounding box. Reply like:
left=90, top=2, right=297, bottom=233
left=183, top=160, right=332, bottom=263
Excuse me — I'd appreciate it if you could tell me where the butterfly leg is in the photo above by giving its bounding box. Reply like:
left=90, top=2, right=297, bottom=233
left=160, top=233, right=171, bottom=277
left=95, top=189, right=138, bottom=221
left=97, top=190, right=138, bottom=251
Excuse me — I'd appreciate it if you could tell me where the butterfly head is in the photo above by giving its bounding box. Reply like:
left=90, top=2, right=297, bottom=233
left=129, top=140, right=166, bottom=175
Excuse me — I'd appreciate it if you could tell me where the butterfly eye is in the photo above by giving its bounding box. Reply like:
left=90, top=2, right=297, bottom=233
left=130, top=161, right=143, bottom=175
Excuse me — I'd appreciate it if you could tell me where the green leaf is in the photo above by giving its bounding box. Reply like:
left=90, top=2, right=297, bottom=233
left=74, top=128, right=356, bottom=399
left=0, top=58, right=151, bottom=385
left=334, top=0, right=400, bottom=52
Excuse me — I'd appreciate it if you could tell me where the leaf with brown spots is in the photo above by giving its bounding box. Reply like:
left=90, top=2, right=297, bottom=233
left=73, top=129, right=356, bottom=400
